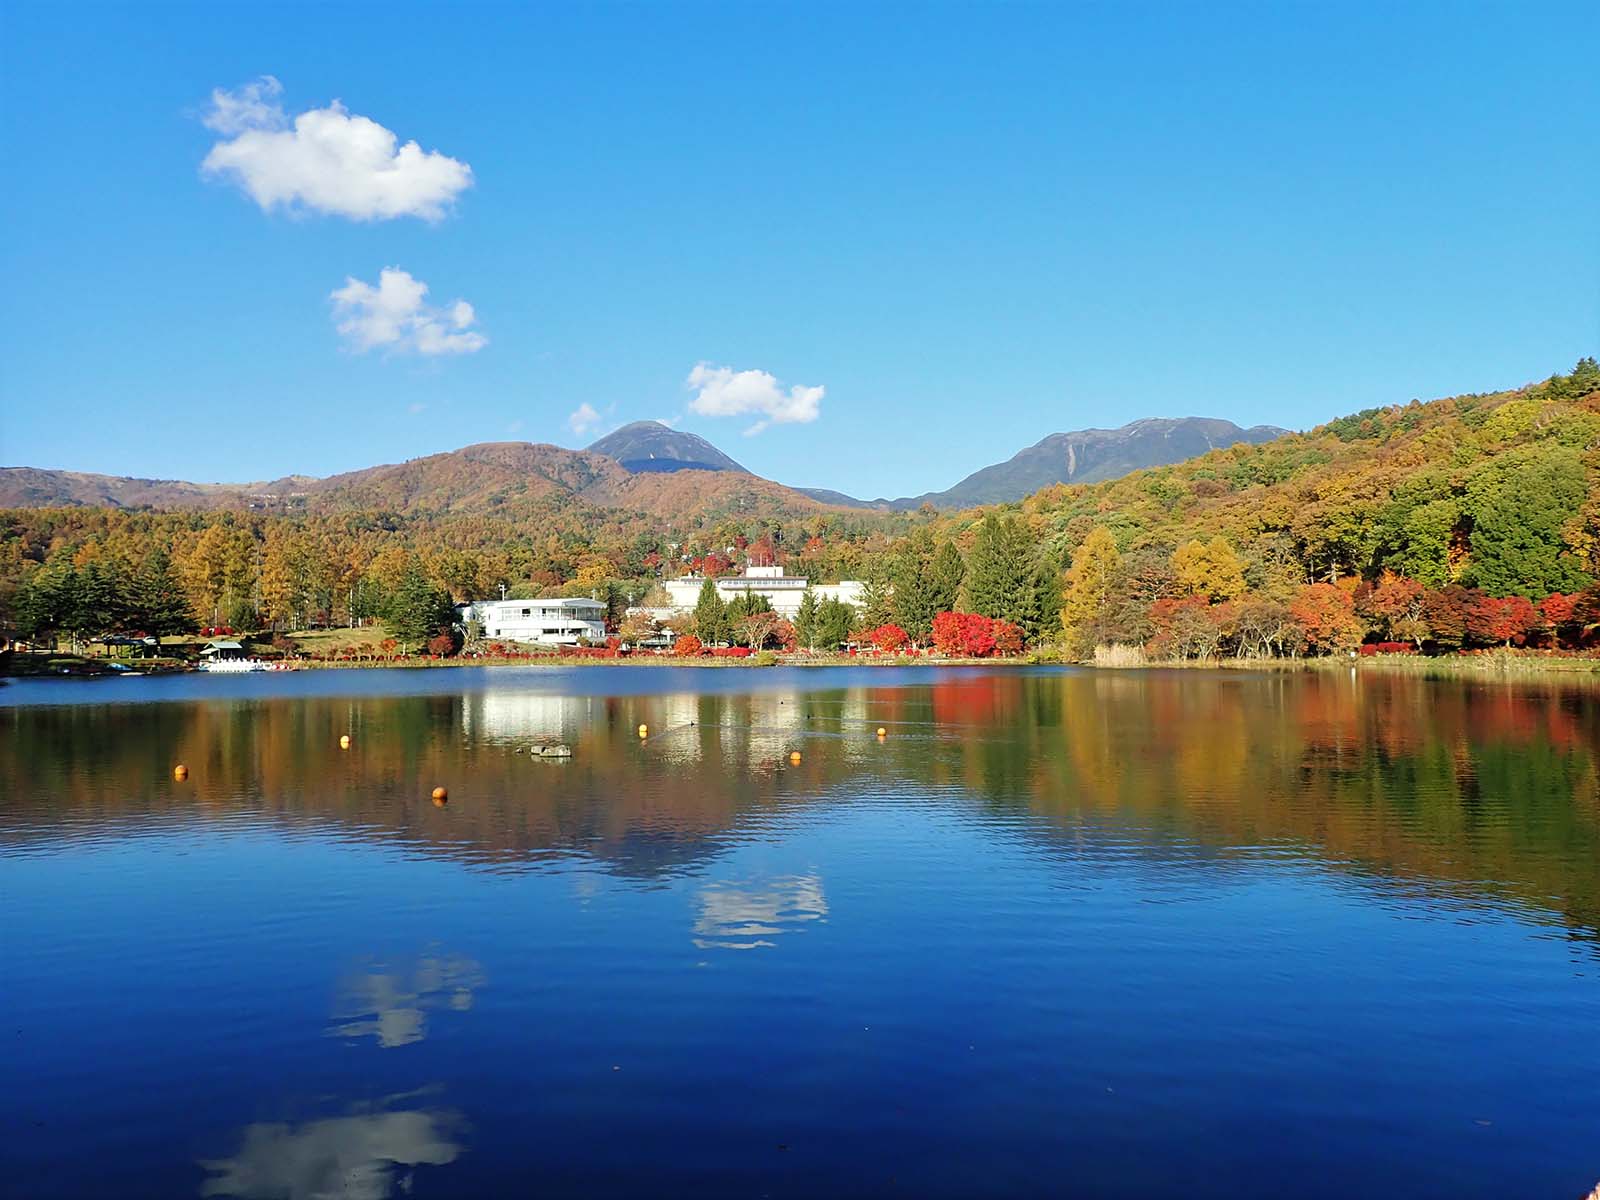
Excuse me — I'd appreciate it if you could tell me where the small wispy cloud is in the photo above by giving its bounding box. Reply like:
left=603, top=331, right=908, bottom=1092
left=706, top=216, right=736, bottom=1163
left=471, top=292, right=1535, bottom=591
left=685, top=363, right=823, bottom=436
left=330, top=268, right=486, bottom=357
left=567, top=403, right=604, bottom=437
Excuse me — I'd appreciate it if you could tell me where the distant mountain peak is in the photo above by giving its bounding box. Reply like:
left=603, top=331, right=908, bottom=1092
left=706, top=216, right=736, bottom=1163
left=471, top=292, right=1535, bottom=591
left=796, top=416, right=1288, bottom=510
left=587, top=421, right=748, bottom=475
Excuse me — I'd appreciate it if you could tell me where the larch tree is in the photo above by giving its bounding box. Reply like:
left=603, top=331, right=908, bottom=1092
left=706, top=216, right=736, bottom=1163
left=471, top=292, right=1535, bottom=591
left=1060, top=527, right=1121, bottom=655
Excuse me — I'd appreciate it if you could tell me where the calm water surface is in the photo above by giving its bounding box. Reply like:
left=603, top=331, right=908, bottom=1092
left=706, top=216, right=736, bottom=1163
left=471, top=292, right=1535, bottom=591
left=3, top=665, right=1598, bottom=1198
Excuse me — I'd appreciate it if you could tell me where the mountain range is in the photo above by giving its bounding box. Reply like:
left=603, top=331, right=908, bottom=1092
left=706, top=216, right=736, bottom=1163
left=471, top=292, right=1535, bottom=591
left=0, top=415, right=1290, bottom=518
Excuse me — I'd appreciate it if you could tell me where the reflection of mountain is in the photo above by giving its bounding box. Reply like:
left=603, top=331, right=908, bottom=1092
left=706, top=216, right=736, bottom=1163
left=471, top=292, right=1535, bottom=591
left=5, top=672, right=1600, bottom=941
left=693, top=874, right=828, bottom=950
left=200, top=1100, right=461, bottom=1200
left=330, top=954, right=486, bottom=1049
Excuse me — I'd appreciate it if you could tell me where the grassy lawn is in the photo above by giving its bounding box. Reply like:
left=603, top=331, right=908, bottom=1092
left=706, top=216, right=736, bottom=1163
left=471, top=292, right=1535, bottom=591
left=286, top=626, right=391, bottom=656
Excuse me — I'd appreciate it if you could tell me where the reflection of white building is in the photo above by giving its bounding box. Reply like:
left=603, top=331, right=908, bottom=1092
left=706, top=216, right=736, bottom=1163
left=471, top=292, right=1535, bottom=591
left=461, top=693, right=605, bottom=742
left=660, top=565, right=865, bottom=619
left=456, top=597, right=606, bottom=645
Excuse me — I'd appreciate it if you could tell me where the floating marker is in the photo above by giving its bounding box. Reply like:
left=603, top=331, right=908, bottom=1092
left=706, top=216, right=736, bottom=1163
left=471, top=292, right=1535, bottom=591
left=638, top=724, right=649, bottom=738
left=877, top=727, right=887, bottom=738
left=339, top=735, right=351, bottom=750
left=790, top=751, right=802, bottom=765
left=172, top=764, right=189, bottom=781
left=431, top=786, right=449, bottom=805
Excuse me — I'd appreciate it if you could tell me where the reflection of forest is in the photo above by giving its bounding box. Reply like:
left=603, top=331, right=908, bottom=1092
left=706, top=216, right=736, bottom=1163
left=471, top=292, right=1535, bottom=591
left=5, top=672, right=1599, bottom=937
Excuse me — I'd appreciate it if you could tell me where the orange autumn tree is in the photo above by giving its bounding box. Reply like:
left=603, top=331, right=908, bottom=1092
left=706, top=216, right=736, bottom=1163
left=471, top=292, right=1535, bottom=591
left=1288, top=584, right=1364, bottom=655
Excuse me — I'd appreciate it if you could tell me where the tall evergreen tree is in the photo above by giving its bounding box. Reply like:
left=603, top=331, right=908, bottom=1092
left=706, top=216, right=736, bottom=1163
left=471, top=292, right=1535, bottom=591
left=793, top=589, right=818, bottom=650
left=929, top=540, right=964, bottom=618
left=964, top=514, right=1035, bottom=627
left=858, top=566, right=894, bottom=630
left=1029, top=545, right=1063, bottom=643
left=693, top=577, right=730, bottom=645
left=890, top=529, right=938, bottom=643
left=814, top=597, right=856, bottom=650
left=135, top=550, right=198, bottom=640
left=387, top=564, right=454, bottom=648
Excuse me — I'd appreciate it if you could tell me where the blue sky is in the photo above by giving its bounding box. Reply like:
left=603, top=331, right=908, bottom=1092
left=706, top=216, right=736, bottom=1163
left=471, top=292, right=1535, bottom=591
left=2, top=2, right=1596, bottom=498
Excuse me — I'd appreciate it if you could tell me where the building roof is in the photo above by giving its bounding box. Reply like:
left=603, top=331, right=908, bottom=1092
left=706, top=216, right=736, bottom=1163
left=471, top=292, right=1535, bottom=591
left=464, top=597, right=605, bottom=611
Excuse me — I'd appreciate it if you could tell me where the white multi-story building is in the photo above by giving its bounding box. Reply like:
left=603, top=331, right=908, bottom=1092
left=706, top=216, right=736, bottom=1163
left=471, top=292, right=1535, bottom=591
left=659, top=564, right=865, bottom=619
left=456, top=597, right=607, bottom=645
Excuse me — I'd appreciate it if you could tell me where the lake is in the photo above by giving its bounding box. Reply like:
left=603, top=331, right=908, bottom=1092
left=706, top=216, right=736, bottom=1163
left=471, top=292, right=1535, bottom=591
left=3, top=665, right=1598, bottom=1199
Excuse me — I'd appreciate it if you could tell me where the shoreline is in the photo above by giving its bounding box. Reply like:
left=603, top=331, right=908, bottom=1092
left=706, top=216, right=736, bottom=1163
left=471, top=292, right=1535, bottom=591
left=9, top=649, right=1600, bottom=681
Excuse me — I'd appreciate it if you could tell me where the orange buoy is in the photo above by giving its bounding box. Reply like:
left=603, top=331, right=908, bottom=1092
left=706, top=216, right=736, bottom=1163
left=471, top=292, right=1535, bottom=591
left=638, top=723, right=649, bottom=738
left=431, top=786, right=448, bottom=805
left=876, top=727, right=887, bottom=738
left=789, top=751, right=802, bottom=765
left=339, top=735, right=351, bottom=750
left=172, top=764, right=189, bottom=781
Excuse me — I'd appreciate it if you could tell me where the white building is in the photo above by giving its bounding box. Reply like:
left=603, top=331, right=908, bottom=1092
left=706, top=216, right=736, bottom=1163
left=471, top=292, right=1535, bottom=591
left=456, top=597, right=607, bottom=645
left=659, top=564, right=865, bottom=619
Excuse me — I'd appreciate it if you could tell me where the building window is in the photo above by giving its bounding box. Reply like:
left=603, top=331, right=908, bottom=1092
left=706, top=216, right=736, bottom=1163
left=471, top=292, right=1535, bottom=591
left=521, top=608, right=531, bottom=617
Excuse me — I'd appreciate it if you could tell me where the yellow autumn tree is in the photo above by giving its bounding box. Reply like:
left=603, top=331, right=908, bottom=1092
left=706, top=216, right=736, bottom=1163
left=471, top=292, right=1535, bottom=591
left=1060, top=526, right=1121, bottom=655
left=1172, top=537, right=1247, bottom=601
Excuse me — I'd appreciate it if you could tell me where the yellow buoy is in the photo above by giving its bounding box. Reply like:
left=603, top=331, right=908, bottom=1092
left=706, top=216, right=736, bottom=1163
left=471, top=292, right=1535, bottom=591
left=876, top=727, right=887, bottom=738
left=431, top=786, right=448, bottom=805
left=172, top=764, right=188, bottom=781
left=339, top=735, right=351, bottom=750
left=789, top=751, right=802, bottom=765
left=638, top=724, right=648, bottom=738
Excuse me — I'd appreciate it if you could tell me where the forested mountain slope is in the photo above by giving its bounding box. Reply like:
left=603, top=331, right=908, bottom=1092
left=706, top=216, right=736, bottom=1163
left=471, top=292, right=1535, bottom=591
left=1004, top=359, right=1600, bottom=599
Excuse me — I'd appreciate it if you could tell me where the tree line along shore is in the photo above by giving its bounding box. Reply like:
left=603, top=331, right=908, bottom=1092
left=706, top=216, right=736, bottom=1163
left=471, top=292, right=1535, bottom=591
left=3, top=360, right=1598, bottom=674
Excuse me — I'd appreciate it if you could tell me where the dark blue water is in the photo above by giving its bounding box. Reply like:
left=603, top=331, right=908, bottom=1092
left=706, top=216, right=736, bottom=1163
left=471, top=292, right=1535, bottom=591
left=3, top=667, right=1597, bottom=1198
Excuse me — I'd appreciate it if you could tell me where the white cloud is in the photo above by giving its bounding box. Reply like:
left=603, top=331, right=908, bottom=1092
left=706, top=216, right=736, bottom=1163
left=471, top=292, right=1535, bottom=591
left=685, top=362, right=823, bottom=435
left=567, top=403, right=604, bottom=437
left=201, top=77, right=472, bottom=221
left=330, top=268, right=486, bottom=357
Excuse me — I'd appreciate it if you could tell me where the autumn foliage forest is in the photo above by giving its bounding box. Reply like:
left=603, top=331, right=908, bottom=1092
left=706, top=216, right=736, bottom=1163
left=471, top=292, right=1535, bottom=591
left=3, top=359, right=1598, bottom=661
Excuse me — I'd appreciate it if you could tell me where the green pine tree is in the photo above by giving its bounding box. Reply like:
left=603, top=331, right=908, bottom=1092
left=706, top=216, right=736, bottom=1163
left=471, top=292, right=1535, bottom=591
left=964, top=514, right=1034, bottom=626
left=814, top=597, right=855, bottom=650
left=387, top=564, right=454, bottom=649
left=135, top=550, right=198, bottom=640
left=858, top=567, right=894, bottom=630
left=928, top=540, right=964, bottom=618
left=890, top=529, right=937, bottom=643
left=794, top=589, right=818, bottom=650
left=693, top=577, right=730, bottom=645
left=1030, top=545, right=1063, bottom=643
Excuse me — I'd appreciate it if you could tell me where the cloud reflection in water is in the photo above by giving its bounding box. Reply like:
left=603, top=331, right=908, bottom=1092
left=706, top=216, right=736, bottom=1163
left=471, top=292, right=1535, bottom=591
left=693, top=873, right=828, bottom=949
left=328, top=954, right=485, bottom=1049
left=199, top=1100, right=462, bottom=1200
